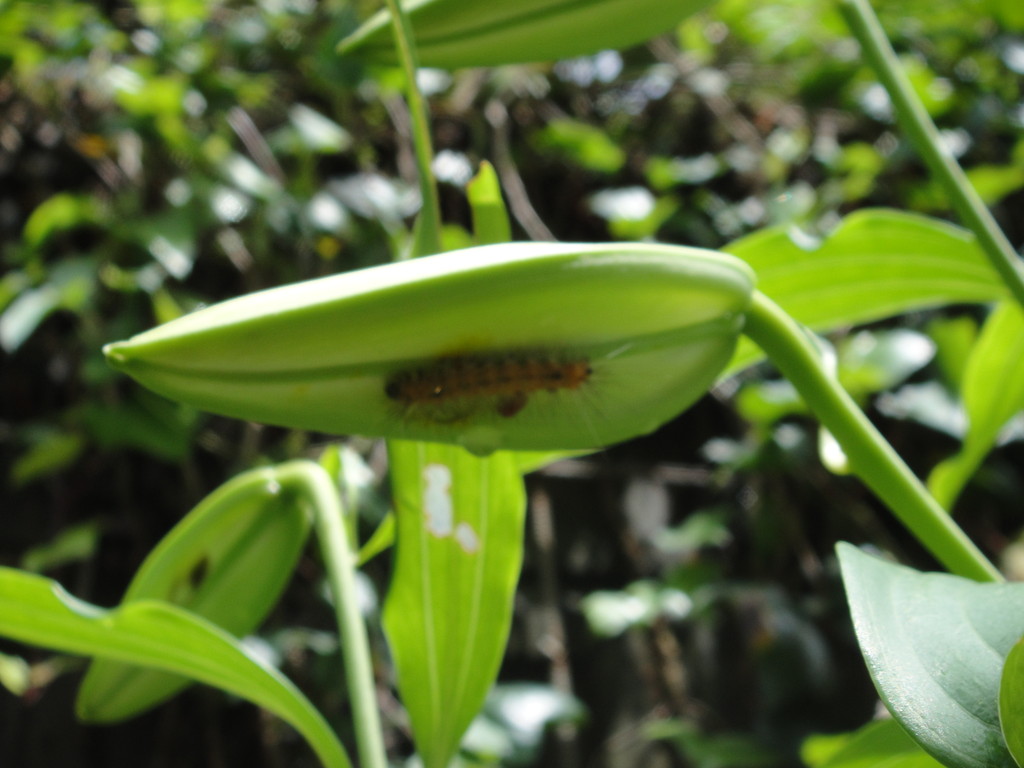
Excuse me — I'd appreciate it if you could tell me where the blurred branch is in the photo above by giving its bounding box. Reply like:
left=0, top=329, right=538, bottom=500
left=649, top=36, right=765, bottom=154
left=485, top=99, right=557, bottom=242
left=528, top=487, right=581, bottom=768
left=227, top=107, right=286, bottom=185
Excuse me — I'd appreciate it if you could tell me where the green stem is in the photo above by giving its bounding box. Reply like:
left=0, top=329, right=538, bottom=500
left=279, top=462, right=388, bottom=768
left=743, top=291, right=1002, bottom=582
left=837, top=0, right=1024, bottom=309
left=383, top=0, right=442, bottom=257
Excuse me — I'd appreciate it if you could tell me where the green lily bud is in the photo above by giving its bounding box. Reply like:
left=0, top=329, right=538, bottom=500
left=339, top=0, right=716, bottom=70
left=104, top=243, right=754, bottom=455
left=76, top=463, right=312, bottom=722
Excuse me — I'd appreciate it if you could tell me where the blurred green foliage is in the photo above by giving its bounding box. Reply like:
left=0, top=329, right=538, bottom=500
left=2, top=0, right=1023, bottom=765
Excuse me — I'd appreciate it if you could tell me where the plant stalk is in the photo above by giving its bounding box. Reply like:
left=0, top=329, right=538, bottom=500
left=279, top=462, right=388, bottom=768
left=383, top=0, right=443, bottom=257
left=837, top=0, right=1024, bottom=309
left=743, top=291, right=1002, bottom=582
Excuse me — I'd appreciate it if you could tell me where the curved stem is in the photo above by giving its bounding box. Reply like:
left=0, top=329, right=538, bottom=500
left=743, top=291, right=1002, bottom=582
left=383, top=0, right=442, bottom=257
left=278, top=461, right=388, bottom=768
left=837, top=0, right=1024, bottom=309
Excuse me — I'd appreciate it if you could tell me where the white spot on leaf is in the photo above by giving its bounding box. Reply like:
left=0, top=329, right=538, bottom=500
left=455, top=522, right=480, bottom=554
left=422, top=463, right=453, bottom=537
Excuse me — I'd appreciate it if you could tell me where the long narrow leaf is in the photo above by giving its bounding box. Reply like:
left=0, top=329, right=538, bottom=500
left=383, top=441, right=526, bottom=768
left=0, top=568, right=350, bottom=768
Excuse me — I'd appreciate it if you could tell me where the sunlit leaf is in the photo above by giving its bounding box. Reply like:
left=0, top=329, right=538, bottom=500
left=0, top=259, right=97, bottom=352
left=802, top=719, right=944, bottom=768
left=534, top=119, right=626, bottom=174
left=927, top=314, right=978, bottom=392
left=724, top=209, right=1005, bottom=375
left=273, top=104, right=353, bottom=154
left=0, top=651, right=31, bottom=697
left=467, top=161, right=510, bottom=246
left=462, top=683, right=585, bottom=764
left=22, top=193, right=104, bottom=249
left=383, top=441, right=526, bottom=768
left=0, top=568, right=349, bottom=768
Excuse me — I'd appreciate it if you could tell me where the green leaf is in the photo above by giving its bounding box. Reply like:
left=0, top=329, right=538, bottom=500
left=0, top=651, right=31, bottom=696
left=534, top=119, right=625, bottom=174
left=802, top=719, right=945, bottom=768
left=465, top=683, right=585, bottom=764
left=356, top=512, right=395, bottom=565
left=836, top=329, right=934, bottom=400
left=467, top=161, right=511, bottom=246
left=1000, top=638, right=1024, bottom=768
left=20, top=521, right=100, bottom=573
left=273, top=104, right=353, bottom=154
left=0, top=259, right=97, bottom=353
left=383, top=441, right=526, bottom=768
left=119, top=208, right=198, bottom=281
left=580, top=580, right=691, bottom=637
left=990, top=0, right=1024, bottom=29
left=0, top=568, right=350, bottom=768
left=81, top=390, right=197, bottom=461
left=76, top=462, right=312, bottom=722
left=928, top=301, right=1024, bottom=510
left=0, top=284, right=62, bottom=353
left=10, top=430, right=84, bottom=488
left=588, top=187, right=678, bottom=240
left=723, top=210, right=1005, bottom=374
left=22, top=192, right=103, bottom=249
left=927, top=314, right=978, bottom=392
left=837, top=543, right=1024, bottom=768
left=511, top=449, right=593, bottom=474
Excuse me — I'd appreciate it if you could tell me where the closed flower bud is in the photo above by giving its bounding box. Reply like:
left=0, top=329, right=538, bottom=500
left=339, top=0, right=716, bottom=70
left=104, top=243, right=754, bottom=455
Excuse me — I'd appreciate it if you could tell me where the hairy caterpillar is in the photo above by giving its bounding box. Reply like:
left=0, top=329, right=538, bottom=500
left=385, top=353, right=593, bottom=422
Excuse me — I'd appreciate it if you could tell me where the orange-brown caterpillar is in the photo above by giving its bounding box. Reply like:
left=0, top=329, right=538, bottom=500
left=385, top=353, right=592, bottom=421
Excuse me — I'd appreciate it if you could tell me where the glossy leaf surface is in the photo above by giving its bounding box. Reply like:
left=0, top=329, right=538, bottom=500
left=838, top=543, right=1024, bottom=768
